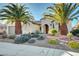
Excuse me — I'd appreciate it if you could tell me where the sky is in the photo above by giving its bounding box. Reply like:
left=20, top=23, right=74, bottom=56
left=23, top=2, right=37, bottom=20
left=0, top=3, right=78, bottom=27
left=72, top=19, right=78, bottom=27
left=0, top=3, right=52, bottom=21
left=26, top=3, right=52, bottom=21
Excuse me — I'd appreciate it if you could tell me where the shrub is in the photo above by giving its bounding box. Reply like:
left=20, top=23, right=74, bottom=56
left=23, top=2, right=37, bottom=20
left=21, top=34, right=31, bottom=39
left=2, top=34, right=7, bottom=38
left=67, top=41, right=79, bottom=49
left=67, top=32, right=73, bottom=41
left=48, top=39, right=58, bottom=45
left=31, top=34, right=39, bottom=38
left=76, top=34, right=79, bottom=37
left=1, top=31, right=7, bottom=38
left=71, top=29, right=79, bottom=37
left=49, top=28, right=57, bottom=36
left=35, top=31, right=42, bottom=34
left=15, top=34, right=30, bottom=44
left=31, top=32, right=40, bottom=38
left=37, top=36, right=45, bottom=40
left=8, top=35, right=16, bottom=39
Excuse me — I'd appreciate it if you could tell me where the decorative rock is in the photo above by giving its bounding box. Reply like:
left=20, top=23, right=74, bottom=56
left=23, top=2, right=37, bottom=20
left=28, top=39, right=36, bottom=43
left=37, top=36, right=45, bottom=40
left=73, top=37, right=79, bottom=40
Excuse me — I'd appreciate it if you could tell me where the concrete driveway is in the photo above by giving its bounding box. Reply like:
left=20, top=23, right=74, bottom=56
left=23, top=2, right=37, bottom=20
left=0, top=42, right=79, bottom=56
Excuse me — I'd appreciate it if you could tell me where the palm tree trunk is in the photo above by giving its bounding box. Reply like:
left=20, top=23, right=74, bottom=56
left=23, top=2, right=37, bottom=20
left=15, top=20, right=22, bottom=35
left=59, top=23, right=68, bottom=35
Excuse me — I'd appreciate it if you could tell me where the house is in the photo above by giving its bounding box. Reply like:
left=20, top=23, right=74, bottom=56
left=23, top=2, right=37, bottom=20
left=40, top=18, right=72, bottom=34
left=22, top=21, right=41, bottom=34
left=73, top=22, right=79, bottom=30
left=6, top=18, right=72, bottom=35
left=6, top=21, right=41, bottom=35
left=0, top=23, right=6, bottom=35
left=40, top=18, right=59, bottom=34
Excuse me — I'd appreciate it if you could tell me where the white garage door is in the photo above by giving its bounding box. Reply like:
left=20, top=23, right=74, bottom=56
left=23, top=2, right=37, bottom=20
left=8, top=26, right=15, bottom=35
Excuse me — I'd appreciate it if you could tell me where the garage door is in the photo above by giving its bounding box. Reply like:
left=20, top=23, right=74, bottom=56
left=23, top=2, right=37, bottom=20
left=8, top=26, right=15, bottom=35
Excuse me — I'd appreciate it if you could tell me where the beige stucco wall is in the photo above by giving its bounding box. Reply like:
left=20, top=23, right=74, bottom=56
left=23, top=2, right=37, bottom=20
left=22, top=22, right=40, bottom=34
left=6, top=22, right=40, bottom=35
left=6, top=23, right=15, bottom=35
left=6, top=19, right=72, bottom=35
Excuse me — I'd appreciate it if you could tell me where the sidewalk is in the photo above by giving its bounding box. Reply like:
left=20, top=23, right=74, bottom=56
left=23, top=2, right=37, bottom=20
left=0, top=42, right=79, bottom=56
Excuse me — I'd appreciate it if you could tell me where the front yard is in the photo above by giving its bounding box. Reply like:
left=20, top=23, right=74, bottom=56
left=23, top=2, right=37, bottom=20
left=0, top=34, right=79, bottom=53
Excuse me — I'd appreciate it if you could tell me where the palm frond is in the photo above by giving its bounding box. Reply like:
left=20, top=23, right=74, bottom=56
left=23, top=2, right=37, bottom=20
left=44, top=3, right=79, bottom=24
left=0, top=3, right=32, bottom=24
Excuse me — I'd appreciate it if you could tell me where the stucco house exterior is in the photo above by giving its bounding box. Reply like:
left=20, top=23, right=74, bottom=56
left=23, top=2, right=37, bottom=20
left=6, top=21, right=41, bottom=35
left=5, top=18, right=72, bottom=35
left=0, top=23, right=6, bottom=34
left=41, top=18, right=72, bottom=34
left=40, top=18, right=59, bottom=34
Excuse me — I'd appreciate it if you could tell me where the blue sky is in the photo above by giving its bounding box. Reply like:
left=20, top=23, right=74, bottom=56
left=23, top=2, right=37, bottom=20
left=72, top=19, right=78, bottom=27
left=0, top=3, right=52, bottom=21
left=26, top=3, right=52, bottom=21
left=0, top=3, right=78, bottom=27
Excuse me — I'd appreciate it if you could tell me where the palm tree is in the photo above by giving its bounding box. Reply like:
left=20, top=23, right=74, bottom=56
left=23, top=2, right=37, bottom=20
left=44, top=3, right=79, bottom=35
left=0, top=3, right=31, bottom=35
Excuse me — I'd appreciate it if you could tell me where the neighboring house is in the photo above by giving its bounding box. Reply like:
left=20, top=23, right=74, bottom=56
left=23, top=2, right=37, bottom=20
left=67, top=20, right=72, bottom=32
left=73, top=22, right=79, bottom=30
left=0, top=23, right=6, bottom=34
left=6, top=18, right=72, bottom=35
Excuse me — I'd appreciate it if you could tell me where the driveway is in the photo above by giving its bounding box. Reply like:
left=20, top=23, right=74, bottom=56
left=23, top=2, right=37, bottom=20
left=0, top=42, right=79, bottom=56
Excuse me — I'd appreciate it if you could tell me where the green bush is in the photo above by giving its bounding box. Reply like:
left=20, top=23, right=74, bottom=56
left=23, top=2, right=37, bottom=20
left=31, top=34, right=40, bottom=38
left=49, top=28, right=57, bottom=36
left=35, top=31, right=42, bottom=34
left=67, top=32, right=73, bottom=41
left=21, top=34, right=31, bottom=39
left=70, top=29, right=79, bottom=37
left=37, top=36, right=45, bottom=40
left=76, top=34, right=79, bottom=37
left=15, top=34, right=31, bottom=44
left=67, top=41, right=79, bottom=49
left=31, top=32, right=40, bottom=38
left=48, top=39, right=58, bottom=45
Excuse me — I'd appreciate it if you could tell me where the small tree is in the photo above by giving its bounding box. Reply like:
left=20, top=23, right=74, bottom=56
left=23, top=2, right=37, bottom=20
left=49, top=28, right=57, bottom=36
left=67, top=32, right=73, bottom=41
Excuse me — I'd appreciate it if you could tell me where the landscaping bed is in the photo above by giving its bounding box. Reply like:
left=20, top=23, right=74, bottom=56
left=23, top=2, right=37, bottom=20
left=0, top=33, right=79, bottom=53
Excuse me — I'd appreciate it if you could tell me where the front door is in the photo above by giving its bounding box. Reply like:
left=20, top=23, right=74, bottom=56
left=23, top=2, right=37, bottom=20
left=45, top=24, right=49, bottom=34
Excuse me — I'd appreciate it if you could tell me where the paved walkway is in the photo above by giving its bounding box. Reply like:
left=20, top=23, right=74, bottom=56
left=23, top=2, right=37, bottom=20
left=0, top=42, right=79, bottom=56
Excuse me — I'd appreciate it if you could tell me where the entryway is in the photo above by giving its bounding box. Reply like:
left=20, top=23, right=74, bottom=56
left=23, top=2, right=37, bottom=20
left=45, top=24, right=49, bottom=34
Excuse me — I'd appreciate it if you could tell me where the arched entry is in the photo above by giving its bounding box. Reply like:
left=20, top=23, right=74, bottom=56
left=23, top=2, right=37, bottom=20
left=45, top=24, right=49, bottom=34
